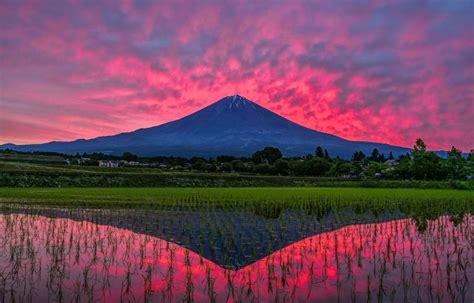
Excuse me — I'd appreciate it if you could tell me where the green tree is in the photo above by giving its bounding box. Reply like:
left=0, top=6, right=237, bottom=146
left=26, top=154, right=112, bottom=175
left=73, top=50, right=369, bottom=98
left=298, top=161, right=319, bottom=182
left=219, top=162, right=232, bottom=172
left=192, top=160, right=206, bottom=171
left=206, top=162, right=217, bottom=172
left=411, top=138, right=447, bottom=180
left=273, top=159, right=289, bottom=175
left=315, top=146, right=325, bottom=158
left=255, top=163, right=273, bottom=175
left=466, top=150, right=474, bottom=180
left=352, top=151, right=366, bottom=162
left=413, top=138, right=427, bottom=153
left=334, top=162, right=352, bottom=176
left=190, top=157, right=206, bottom=164
left=289, top=160, right=307, bottom=176
left=466, top=149, right=474, bottom=161
left=398, top=152, right=411, bottom=161
left=380, top=153, right=386, bottom=162
left=365, top=162, right=386, bottom=177
left=251, top=147, right=282, bottom=164
left=308, top=157, right=331, bottom=176
left=446, top=146, right=466, bottom=179
left=251, top=150, right=265, bottom=164
left=368, top=148, right=380, bottom=162
left=216, top=155, right=236, bottom=162
left=231, top=160, right=246, bottom=172
left=121, top=152, right=138, bottom=161
left=395, top=156, right=413, bottom=179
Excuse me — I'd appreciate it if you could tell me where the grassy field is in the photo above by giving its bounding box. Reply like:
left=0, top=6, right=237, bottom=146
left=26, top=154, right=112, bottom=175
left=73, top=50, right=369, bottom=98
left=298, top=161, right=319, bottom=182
left=1, top=187, right=472, bottom=218
left=1, top=161, right=473, bottom=189
left=1, top=186, right=472, bottom=202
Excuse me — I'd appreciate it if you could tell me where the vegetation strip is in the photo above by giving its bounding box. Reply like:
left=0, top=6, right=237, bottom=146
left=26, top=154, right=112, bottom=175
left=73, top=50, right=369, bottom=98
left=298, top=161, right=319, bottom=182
left=1, top=161, right=473, bottom=189
left=1, top=188, right=472, bottom=220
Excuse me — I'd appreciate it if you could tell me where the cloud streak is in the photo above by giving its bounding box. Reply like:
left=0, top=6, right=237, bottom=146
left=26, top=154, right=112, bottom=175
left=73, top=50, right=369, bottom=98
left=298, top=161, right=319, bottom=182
left=1, top=0, right=473, bottom=150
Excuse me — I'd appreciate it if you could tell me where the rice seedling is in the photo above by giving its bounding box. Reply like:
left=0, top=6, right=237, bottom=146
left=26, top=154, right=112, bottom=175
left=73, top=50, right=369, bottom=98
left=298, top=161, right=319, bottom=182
left=0, top=187, right=472, bottom=302
left=0, top=187, right=472, bottom=217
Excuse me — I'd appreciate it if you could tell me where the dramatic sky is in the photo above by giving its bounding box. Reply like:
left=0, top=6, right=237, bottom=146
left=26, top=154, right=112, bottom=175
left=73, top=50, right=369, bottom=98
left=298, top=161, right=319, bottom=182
left=1, top=1, right=473, bottom=150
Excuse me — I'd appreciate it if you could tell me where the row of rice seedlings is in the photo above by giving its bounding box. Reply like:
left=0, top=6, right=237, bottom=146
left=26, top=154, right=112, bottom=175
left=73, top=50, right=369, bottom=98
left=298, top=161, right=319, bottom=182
left=1, top=200, right=470, bottom=272
left=2, top=187, right=472, bottom=215
left=0, top=212, right=472, bottom=302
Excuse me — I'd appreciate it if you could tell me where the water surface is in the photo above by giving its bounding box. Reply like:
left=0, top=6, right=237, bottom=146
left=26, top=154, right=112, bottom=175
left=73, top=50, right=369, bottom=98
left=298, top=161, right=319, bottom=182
left=0, top=209, right=472, bottom=302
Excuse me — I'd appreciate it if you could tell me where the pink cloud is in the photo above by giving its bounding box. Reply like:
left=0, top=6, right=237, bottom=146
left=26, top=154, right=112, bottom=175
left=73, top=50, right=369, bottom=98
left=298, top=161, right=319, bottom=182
left=0, top=0, right=472, bottom=151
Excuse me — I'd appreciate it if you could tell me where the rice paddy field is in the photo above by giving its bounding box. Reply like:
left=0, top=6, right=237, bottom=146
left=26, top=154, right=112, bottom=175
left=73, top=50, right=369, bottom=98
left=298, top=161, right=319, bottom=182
left=1, top=186, right=473, bottom=206
left=0, top=187, right=473, bottom=302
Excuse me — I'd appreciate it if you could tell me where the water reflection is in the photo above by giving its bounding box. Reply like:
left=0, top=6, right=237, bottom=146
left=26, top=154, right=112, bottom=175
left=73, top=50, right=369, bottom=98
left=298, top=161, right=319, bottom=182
left=0, top=207, right=405, bottom=270
left=0, top=212, right=472, bottom=302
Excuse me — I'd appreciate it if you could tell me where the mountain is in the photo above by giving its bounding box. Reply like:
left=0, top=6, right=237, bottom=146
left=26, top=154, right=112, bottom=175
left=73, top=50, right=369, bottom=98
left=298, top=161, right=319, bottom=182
left=1, top=95, right=411, bottom=158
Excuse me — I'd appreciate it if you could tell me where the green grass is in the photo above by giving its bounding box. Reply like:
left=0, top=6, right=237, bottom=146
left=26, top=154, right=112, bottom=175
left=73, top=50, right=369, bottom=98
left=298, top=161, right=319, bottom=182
left=0, top=153, right=64, bottom=161
left=0, top=186, right=471, bottom=202
left=1, top=187, right=472, bottom=218
left=2, top=161, right=473, bottom=189
left=0, top=161, right=165, bottom=174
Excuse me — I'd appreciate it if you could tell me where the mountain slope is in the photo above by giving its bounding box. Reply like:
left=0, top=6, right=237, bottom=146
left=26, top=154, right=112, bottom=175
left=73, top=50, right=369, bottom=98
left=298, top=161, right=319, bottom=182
left=1, top=95, right=410, bottom=158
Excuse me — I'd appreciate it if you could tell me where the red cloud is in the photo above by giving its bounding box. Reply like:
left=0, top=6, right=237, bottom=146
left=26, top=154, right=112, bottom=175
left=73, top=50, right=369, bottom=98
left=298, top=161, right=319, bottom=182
left=0, top=1, right=472, bottom=151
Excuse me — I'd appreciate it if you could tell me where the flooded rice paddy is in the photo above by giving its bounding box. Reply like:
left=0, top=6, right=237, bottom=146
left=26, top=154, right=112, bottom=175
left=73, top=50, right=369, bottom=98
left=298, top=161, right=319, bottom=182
left=0, top=207, right=472, bottom=302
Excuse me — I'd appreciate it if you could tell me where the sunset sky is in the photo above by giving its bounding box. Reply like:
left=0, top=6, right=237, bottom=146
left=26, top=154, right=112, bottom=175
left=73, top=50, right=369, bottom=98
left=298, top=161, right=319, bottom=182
left=1, top=0, right=473, bottom=151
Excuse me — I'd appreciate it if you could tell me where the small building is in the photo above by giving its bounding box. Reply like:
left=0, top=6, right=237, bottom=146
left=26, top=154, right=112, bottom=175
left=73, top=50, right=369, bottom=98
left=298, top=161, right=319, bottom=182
left=384, top=159, right=399, bottom=166
left=77, top=157, right=91, bottom=164
left=98, top=160, right=119, bottom=168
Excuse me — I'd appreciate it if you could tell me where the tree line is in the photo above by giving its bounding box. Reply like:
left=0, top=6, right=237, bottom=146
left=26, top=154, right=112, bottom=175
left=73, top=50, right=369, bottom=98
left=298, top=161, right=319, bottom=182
left=96, top=139, right=474, bottom=180
left=1, top=138, right=472, bottom=180
left=179, top=139, right=472, bottom=180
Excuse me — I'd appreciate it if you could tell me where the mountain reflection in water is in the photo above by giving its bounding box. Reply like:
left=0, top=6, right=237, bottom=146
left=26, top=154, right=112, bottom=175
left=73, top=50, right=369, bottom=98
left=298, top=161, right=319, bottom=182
left=0, top=212, right=472, bottom=302
left=0, top=207, right=407, bottom=270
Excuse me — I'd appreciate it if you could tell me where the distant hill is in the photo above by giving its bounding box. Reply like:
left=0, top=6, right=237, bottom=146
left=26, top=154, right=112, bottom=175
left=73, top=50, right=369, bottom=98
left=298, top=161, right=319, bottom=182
left=1, top=95, right=411, bottom=158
